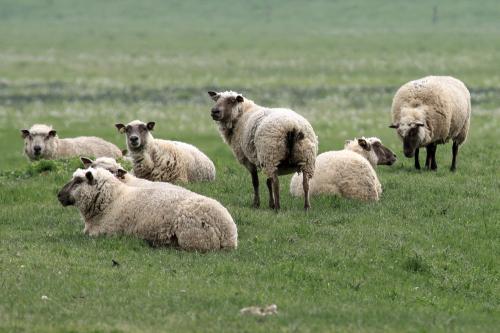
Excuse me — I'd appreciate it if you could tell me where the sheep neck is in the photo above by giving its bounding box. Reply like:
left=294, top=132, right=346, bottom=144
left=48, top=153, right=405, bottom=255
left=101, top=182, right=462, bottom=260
left=219, top=99, right=256, bottom=144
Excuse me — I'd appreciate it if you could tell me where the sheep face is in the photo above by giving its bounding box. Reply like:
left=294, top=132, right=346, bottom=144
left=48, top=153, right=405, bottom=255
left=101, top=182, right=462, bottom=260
left=208, top=91, right=244, bottom=123
left=115, top=121, right=155, bottom=152
left=345, top=137, right=397, bottom=166
left=390, top=122, right=425, bottom=158
left=57, top=169, right=97, bottom=208
left=81, top=157, right=127, bottom=179
left=21, top=125, right=57, bottom=160
left=370, top=140, right=397, bottom=165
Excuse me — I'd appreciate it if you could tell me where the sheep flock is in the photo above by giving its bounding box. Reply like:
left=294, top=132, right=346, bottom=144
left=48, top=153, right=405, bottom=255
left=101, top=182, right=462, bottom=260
left=19, top=75, right=471, bottom=251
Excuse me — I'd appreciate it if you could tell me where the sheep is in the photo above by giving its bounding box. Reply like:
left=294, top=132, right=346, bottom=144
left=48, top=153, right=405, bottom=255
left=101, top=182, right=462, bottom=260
left=80, top=156, right=187, bottom=193
left=208, top=91, right=318, bottom=210
left=21, top=124, right=122, bottom=161
left=343, top=137, right=397, bottom=167
left=57, top=167, right=237, bottom=251
left=290, top=137, right=396, bottom=201
left=389, top=76, right=471, bottom=171
left=114, top=120, right=216, bottom=183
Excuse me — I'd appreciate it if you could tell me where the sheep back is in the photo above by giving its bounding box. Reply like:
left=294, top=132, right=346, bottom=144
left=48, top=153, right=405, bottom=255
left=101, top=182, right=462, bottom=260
left=242, top=108, right=318, bottom=177
left=290, top=150, right=381, bottom=201
left=92, top=186, right=237, bottom=251
left=58, top=137, right=122, bottom=159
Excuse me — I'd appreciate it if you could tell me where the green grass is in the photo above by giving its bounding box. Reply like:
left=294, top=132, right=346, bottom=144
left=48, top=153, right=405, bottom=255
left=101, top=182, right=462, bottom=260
left=1, top=1, right=499, bottom=332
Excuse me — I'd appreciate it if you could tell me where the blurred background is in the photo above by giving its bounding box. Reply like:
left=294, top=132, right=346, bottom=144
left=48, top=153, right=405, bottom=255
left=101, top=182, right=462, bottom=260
left=1, top=1, right=499, bottom=171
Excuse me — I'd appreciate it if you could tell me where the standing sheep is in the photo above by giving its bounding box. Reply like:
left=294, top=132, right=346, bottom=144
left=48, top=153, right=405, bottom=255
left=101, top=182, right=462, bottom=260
left=115, top=120, right=216, bottom=183
left=207, top=91, right=318, bottom=210
left=57, top=167, right=237, bottom=251
left=389, top=76, right=471, bottom=171
left=21, top=124, right=121, bottom=161
left=290, top=137, right=396, bottom=201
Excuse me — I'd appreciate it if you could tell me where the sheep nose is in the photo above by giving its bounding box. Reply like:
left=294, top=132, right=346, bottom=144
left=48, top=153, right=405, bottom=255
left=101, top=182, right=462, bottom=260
left=130, top=136, right=138, bottom=143
left=211, top=108, right=221, bottom=118
left=34, top=146, right=42, bottom=154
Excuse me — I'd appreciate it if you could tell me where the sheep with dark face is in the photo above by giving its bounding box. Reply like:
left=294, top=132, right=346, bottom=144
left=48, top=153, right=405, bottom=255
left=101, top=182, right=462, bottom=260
left=115, top=120, right=215, bottom=183
left=390, top=76, right=471, bottom=171
left=57, top=167, right=237, bottom=251
left=290, top=137, right=396, bottom=201
left=21, top=124, right=121, bottom=161
left=208, top=91, right=318, bottom=210
left=344, top=137, right=397, bottom=167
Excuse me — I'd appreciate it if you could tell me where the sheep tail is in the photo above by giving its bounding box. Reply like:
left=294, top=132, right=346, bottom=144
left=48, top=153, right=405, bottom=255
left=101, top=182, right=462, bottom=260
left=286, top=129, right=304, bottom=158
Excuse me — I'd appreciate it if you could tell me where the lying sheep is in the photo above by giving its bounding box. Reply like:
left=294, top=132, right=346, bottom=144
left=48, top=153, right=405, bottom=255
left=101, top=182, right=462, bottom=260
left=390, top=76, right=471, bottom=171
left=208, top=91, right=318, bottom=210
left=290, top=137, right=396, bottom=201
left=80, top=156, right=187, bottom=193
left=57, top=167, right=237, bottom=251
left=21, top=124, right=121, bottom=161
left=115, top=120, right=216, bottom=183
left=344, top=137, right=397, bottom=167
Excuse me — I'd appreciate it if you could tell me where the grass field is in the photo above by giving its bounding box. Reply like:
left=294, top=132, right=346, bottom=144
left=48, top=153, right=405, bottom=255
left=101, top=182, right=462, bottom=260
left=1, top=1, right=499, bottom=332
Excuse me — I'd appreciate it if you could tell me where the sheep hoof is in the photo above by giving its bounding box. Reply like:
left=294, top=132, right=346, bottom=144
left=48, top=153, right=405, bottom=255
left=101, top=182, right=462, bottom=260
left=304, top=204, right=310, bottom=211
left=252, top=201, right=260, bottom=208
left=450, top=166, right=456, bottom=172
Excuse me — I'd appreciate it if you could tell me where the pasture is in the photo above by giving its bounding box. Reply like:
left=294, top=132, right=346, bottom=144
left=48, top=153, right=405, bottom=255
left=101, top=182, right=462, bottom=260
left=0, top=1, right=499, bottom=332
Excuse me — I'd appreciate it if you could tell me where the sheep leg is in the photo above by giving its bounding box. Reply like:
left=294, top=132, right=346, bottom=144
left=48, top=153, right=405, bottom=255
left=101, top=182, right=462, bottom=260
left=272, top=173, right=280, bottom=211
left=425, top=146, right=431, bottom=169
left=414, top=148, right=421, bottom=170
left=303, top=172, right=310, bottom=210
left=247, top=165, right=260, bottom=208
left=266, top=178, right=275, bottom=209
left=430, top=143, right=438, bottom=170
left=450, top=141, right=459, bottom=172
left=425, top=143, right=438, bottom=170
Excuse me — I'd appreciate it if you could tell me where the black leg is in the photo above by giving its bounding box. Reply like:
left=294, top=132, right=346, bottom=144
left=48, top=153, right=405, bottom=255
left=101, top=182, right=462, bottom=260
left=250, top=167, right=260, bottom=208
left=425, top=145, right=432, bottom=169
left=303, top=172, right=310, bottom=210
left=450, top=141, right=459, bottom=172
left=430, top=143, right=438, bottom=170
left=414, top=148, right=421, bottom=170
left=266, top=178, right=275, bottom=209
left=272, top=173, right=280, bottom=211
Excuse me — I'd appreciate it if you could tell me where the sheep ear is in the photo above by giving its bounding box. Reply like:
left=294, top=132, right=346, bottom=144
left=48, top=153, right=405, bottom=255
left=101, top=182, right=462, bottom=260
left=115, top=123, right=126, bottom=133
left=208, top=91, right=220, bottom=101
left=389, top=123, right=399, bottom=129
left=85, top=171, right=94, bottom=184
left=236, top=95, right=244, bottom=103
left=358, top=138, right=371, bottom=151
left=146, top=122, right=155, bottom=131
left=21, top=129, right=30, bottom=138
left=48, top=130, right=57, bottom=137
left=415, top=122, right=425, bottom=127
left=121, top=149, right=128, bottom=156
left=116, top=168, right=127, bottom=179
left=80, top=157, right=93, bottom=168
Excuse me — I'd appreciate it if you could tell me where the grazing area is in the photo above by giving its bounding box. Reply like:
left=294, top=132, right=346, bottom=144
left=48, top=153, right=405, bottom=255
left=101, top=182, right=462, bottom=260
left=1, top=0, right=499, bottom=332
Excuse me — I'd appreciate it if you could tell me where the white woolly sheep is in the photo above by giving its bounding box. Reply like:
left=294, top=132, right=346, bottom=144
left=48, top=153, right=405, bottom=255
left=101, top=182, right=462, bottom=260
left=21, top=124, right=122, bottom=161
left=290, top=137, right=396, bottom=201
left=390, top=76, right=471, bottom=171
left=115, top=120, right=216, bottom=183
left=57, top=167, right=237, bottom=251
left=80, top=156, right=188, bottom=193
left=208, top=91, right=318, bottom=210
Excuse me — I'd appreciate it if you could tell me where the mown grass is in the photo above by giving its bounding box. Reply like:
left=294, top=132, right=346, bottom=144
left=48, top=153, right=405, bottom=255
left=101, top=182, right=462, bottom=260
left=1, top=1, right=499, bottom=332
